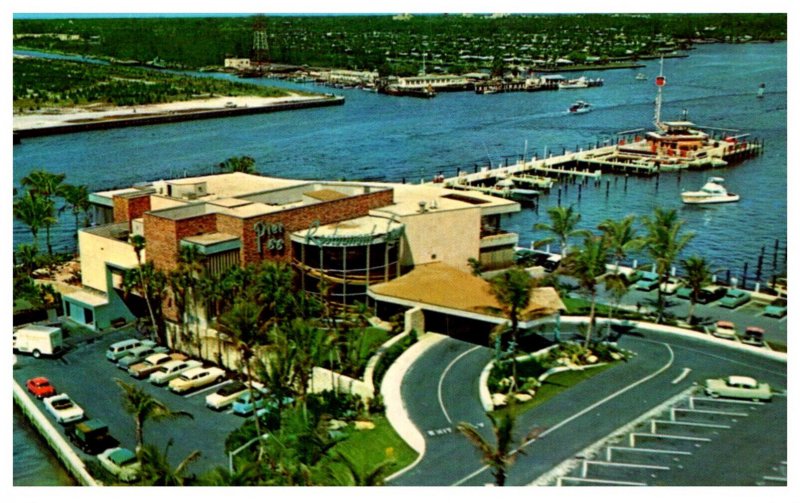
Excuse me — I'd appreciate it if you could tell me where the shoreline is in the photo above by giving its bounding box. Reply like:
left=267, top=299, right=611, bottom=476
left=13, top=94, right=344, bottom=140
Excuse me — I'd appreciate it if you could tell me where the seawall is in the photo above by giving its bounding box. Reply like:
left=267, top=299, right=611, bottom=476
left=13, top=95, right=345, bottom=139
left=13, top=380, right=99, bottom=486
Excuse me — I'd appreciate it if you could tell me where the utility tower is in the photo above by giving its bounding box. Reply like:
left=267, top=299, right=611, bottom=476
left=252, top=16, right=269, bottom=66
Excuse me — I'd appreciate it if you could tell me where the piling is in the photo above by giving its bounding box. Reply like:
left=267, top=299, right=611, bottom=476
left=742, top=262, right=749, bottom=290
left=606, top=181, right=610, bottom=198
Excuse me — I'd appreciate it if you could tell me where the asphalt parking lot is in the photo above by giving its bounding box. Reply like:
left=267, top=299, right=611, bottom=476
left=555, top=387, right=787, bottom=486
left=13, top=327, right=250, bottom=479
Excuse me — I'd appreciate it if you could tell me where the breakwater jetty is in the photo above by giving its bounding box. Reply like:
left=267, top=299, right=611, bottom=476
left=13, top=94, right=345, bottom=140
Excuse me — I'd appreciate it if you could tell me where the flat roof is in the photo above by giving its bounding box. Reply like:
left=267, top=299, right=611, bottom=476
left=63, top=288, right=109, bottom=307
left=166, top=172, right=306, bottom=200
left=292, top=215, right=403, bottom=240
left=182, top=232, right=240, bottom=246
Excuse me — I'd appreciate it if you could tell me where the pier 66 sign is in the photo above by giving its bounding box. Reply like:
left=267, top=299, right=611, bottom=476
left=254, top=221, right=285, bottom=255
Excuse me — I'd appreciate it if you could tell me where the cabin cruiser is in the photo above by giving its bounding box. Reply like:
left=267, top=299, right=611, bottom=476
left=568, top=100, right=592, bottom=114
left=681, top=177, right=740, bottom=204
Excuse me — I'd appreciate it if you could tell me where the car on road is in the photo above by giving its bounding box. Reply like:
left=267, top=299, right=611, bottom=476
left=659, top=276, right=682, bottom=295
left=231, top=389, right=267, bottom=416
left=43, top=393, right=85, bottom=424
left=705, top=375, right=772, bottom=401
left=168, top=366, right=226, bottom=394
left=106, top=338, right=155, bottom=362
left=26, top=376, right=56, bottom=399
left=66, top=418, right=119, bottom=455
left=713, top=320, right=737, bottom=340
left=149, top=359, right=202, bottom=386
left=719, top=289, right=751, bottom=309
left=763, top=297, right=787, bottom=318
left=205, top=381, right=250, bottom=411
left=742, top=326, right=766, bottom=346
left=116, top=345, right=168, bottom=370
left=634, top=271, right=660, bottom=291
left=128, top=352, right=187, bottom=379
left=98, top=447, right=141, bottom=482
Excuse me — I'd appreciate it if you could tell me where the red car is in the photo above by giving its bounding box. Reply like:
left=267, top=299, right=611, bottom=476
left=26, top=377, right=56, bottom=399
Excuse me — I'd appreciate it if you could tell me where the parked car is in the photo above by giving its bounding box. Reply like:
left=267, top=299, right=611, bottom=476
left=205, top=381, right=250, bottom=411
left=704, top=375, right=772, bottom=401
left=605, top=264, right=641, bottom=282
left=106, top=338, right=155, bottom=362
left=634, top=271, right=660, bottom=291
left=763, top=297, right=787, bottom=318
left=66, top=418, right=119, bottom=455
left=514, top=249, right=551, bottom=268
left=97, top=447, right=141, bottom=482
left=168, top=366, right=226, bottom=394
left=742, top=326, right=766, bottom=346
left=116, top=345, right=168, bottom=370
left=13, top=325, right=64, bottom=358
left=231, top=389, right=267, bottom=416
left=149, top=359, right=202, bottom=386
left=128, top=352, right=187, bottom=379
left=713, top=320, right=737, bottom=340
left=543, top=254, right=562, bottom=273
left=719, top=288, right=751, bottom=308
left=43, top=393, right=85, bottom=424
left=676, top=285, right=727, bottom=303
left=659, top=276, right=682, bottom=295
left=26, top=376, right=56, bottom=399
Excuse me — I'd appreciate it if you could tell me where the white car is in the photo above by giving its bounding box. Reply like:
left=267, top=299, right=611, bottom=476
left=713, top=320, right=737, bottom=340
left=205, top=381, right=250, bottom=410
left=128, top=352, right=186, bottom=379
left=148, top=359, right=202, bottom=385
left=659, top=277, right=682, bottom=295
left=97, top=447, right=141, bottom=482
left=116, top=345, right=168, bottom=370
left=704, top=375, right=772, bottom=401
left=43, top=393, right=85, bottom=424
left=168, top=366, right=226, bottom=394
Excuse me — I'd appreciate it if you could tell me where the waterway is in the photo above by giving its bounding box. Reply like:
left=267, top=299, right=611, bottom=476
left=12, top=41, right=787, bottom=484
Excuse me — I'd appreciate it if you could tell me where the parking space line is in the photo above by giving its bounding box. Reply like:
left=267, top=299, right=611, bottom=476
left=651, top=419, right=732, bottom=432
left=607, top=446, right=691, bottom=461
left=674, top=407, right=748, bottom=418
left=585, top=460, right=670, bottom=470
left=184, top=379, right=232, bottom=398
left=558, top=476, right=645, bottom=487
left=692, top=396, right=766, bottom=406
left=630, top=433, right=711, bottom=447
left=763, top=476, right=787, bottom=482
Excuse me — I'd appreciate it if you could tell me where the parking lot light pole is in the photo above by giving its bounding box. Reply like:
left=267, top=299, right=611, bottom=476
left=228, top=432, right=270, bottom=473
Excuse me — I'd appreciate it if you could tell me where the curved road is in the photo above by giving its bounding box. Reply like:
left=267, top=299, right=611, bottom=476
left=390, top=329, right=787, bottom=486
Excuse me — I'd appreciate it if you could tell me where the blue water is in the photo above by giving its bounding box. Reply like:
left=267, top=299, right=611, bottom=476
left=12, top=42, right=786, bottom=484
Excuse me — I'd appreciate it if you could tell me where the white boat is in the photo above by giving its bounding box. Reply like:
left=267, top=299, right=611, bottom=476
left=558, top=76, right=589, bottom=89
left=568, top=100, right=592, bottom=114
left=635, top=73, right=647, bottom=80
left=681, top=177, right=740, bottom=204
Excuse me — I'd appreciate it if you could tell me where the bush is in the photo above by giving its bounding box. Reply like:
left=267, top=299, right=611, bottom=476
left=306, top=389, right=364, bottom=421
left=372, top=330, right=418, bottom=388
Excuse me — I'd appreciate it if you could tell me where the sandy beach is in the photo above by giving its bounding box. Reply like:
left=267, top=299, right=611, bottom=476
left=13, top=93, right=323, bottom=131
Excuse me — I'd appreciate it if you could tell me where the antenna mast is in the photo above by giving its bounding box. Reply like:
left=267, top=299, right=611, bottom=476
left=653, top=56, right=666, bottom=130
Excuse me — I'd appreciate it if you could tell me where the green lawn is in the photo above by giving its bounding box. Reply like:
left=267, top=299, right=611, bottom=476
left=320, top=415, right=417, bottom=484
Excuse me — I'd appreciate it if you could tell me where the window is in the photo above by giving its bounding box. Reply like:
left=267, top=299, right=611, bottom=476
left=84, top=307, right=94, bottom=325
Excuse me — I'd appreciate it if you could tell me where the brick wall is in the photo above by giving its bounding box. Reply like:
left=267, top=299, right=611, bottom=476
left=113, top=193, right=152, bottom=227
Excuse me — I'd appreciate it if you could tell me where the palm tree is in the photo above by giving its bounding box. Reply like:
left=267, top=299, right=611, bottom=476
left=137, top=441, right=201, bottom=486
left=457, top=400, right=543, bottom=486
left=534, top=204, right=585, bottom=256
left=681, top=255, right=713, bottom=324
left=128, top=235, right=165, bottom=344
left=15, top=243, right=40, bottom=277
left=329, top=451, right=396, bottom=486
left=641, top=208, right=694, bottom=323
left=598, top=215, right=642, bottom=272
left=563, top=234, right=609, bottom=348
left=13, top=191, right=55, bottom=251
left=218, top=156, right=256, bottom=174
left=218, top=299, right=267, bottom=457
left=114, top=379, right=193, bottom=453
left=20, top=170, right=65, bottom=255
left=489, top=266, right=533, bottom=389
left=57, top=183, right=91, bottom=233
left=201, top=462, right=262, bottom=486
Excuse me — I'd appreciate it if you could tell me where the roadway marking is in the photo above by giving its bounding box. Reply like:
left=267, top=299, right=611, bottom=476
left=671, top=367, right=692, bottom=384
left=665, top=341, right=787, bottom=378
left=453, top=340, right=675, bottom=486
left=437, top=345, right=483, bottom=424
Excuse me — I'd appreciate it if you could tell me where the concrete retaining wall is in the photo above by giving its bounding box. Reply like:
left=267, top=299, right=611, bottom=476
left=13, top=381, right=99, bottom=486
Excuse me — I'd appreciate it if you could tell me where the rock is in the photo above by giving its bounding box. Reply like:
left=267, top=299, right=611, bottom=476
left=491, top=393, right=507, bottom=407
left=514, top=393, right=533, bottom=402
left=586, top=354, right=599, bottom=364
left=328, top=419, right=348, bottom=431
left=354, top=420, right=375, bottom=431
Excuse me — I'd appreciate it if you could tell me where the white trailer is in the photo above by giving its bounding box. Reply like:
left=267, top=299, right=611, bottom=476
left=13, top=325, right=64, bottom=358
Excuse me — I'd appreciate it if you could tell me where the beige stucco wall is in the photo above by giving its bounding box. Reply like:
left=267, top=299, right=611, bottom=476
left=78, top=230, right=141, bottom=292
left=397, top=207, right=480, bottom=273
left=150, top=195, right=190, bottom=211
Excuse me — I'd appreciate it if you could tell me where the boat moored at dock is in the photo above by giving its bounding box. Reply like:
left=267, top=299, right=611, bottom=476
left=681, top=177, right=740, bottom=204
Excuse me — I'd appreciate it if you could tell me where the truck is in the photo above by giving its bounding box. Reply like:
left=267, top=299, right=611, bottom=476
left=13, top=324, right=63, bottom=358
left=66, top=418, right=119, bottom=455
